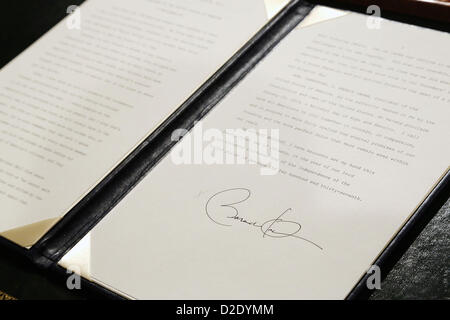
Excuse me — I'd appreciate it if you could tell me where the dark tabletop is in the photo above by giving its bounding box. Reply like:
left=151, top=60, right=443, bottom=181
left=370, top=199, right=449, bottom=300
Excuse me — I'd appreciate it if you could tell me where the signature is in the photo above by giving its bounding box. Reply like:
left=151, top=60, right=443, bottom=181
left=205, top=188, right=323, bottom=250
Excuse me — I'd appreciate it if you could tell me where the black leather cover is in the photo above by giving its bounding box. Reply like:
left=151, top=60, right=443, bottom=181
left=0, top=0, right=449, bottom=300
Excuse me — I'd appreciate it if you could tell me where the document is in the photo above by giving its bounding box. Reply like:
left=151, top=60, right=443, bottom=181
left=82, top=12, right=450, bottom=299
left=0, top=0, right=270, bottom=235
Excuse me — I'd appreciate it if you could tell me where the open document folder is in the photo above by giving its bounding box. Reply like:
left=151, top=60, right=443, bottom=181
left=61, top=6, right=449, bottom=299
left=0, top=0, right=448, bottom=300
left=0, top=0, right=287, bottom=245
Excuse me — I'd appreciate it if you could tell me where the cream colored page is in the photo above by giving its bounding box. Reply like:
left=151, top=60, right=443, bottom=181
left=0, top=0, right=268, bottom=233
left=88, top=14, right=450, bottom=299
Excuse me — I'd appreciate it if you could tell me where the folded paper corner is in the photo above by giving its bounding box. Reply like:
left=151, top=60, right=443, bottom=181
left=264, top=0, right=290, bottom=20
left=0, top=217, right=60, bottom=248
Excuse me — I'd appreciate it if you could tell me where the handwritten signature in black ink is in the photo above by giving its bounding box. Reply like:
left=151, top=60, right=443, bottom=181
left=205, top=188, right=323, bottom=250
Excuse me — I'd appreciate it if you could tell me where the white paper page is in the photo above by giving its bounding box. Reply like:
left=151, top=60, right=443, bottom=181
left=0, top=0, right=269, bottom=234
left=86, top=13, right=449, bottom=299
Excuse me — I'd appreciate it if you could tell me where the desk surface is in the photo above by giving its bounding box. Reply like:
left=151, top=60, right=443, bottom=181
left=371, top=199, right=449, bottom=300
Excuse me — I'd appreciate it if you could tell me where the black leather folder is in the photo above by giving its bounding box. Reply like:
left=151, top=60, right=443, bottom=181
left=0, top=0, right=449, bottom=300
